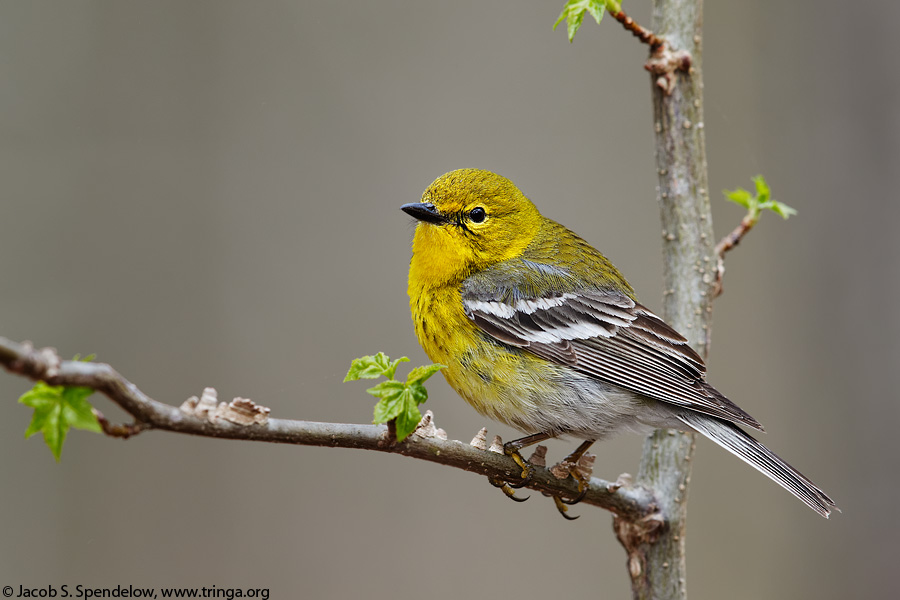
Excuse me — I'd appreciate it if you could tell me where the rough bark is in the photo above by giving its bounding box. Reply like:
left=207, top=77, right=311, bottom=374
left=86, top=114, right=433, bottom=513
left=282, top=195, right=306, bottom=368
left=621, top=1, right=714, bottom=598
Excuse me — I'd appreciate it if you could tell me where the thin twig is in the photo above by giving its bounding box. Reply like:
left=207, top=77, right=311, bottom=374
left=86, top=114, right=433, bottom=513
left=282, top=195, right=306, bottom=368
left=0, top=336, right=658, bottom=521
left=609, top=9, right=692, bottom=96
left=93, top=408, right=148, bottom=439
left=713, top=214, right=757, bottom=298
left=610, top=9, right=664, bottom=48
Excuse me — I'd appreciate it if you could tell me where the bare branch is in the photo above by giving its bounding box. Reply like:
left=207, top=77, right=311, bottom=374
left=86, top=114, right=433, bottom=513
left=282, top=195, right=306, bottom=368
left=0, top=336, right=657, bottom=521
left=713, top=213, right=757, bottom=298
left=610, top=9, right=665, bottom=48
left=93, top=408, right=148, bottom=439
left=609, top=8, right=692, bottom=96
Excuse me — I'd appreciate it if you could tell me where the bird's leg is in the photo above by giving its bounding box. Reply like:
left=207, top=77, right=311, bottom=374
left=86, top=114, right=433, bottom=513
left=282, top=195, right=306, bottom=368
left=546, top=439, right=595, bottom=519
left=555, top=439, right=595, bottom=506
left=543, top=440, right=596, bottom=520
left=487, top=431, right=555, bottom=502
left=504, top=431, right=555, bottom=480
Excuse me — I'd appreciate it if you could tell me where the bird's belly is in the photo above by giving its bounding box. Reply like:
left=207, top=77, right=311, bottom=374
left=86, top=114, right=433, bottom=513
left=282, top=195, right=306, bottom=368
left=411, top=284, right=671, bottom=440
left=442, top=335, right=656, bottom=440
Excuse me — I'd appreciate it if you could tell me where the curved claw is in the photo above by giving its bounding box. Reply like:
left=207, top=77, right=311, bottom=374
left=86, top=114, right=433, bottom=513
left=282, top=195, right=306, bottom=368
left=558, top=489, right=588, bottom=506
left=488, top=477, right=530, bottom=502
left=558, top=476, right=589, bottom=506
left=552, top=495, right=580, bottom=520
left=504, top=487, right=530, bottom=503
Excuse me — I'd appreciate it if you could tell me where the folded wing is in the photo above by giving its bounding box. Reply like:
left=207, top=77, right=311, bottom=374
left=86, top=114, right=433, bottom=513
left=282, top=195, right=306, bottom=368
left=461, top=262, right=763, bottom=431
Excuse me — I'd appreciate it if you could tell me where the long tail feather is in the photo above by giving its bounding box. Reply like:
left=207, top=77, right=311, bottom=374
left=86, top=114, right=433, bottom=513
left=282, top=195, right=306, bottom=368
left=677, top=412, right=838, bottom=518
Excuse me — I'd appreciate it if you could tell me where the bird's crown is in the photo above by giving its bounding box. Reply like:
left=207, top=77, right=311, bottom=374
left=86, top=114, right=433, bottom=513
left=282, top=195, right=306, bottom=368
left=421, top=168, right=534, bottom=218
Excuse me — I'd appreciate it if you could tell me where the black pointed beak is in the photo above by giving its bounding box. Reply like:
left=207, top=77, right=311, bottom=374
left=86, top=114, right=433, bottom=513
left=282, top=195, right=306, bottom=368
left=401, top=202, right=448, bottom=225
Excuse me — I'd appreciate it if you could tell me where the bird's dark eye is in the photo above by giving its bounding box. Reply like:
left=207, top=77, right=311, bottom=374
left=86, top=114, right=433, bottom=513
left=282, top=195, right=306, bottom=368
left=469, top=207, right=486, bottom=223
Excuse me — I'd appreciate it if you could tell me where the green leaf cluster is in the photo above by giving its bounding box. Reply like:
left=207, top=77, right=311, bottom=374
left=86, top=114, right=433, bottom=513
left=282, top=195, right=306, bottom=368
left=724, top=176, right=797, bottom=223
left=553, top=0, right=621, bottom=43
left=344, top=353, right=446, bottom=442
left=19, top=381, right=101, bottom=461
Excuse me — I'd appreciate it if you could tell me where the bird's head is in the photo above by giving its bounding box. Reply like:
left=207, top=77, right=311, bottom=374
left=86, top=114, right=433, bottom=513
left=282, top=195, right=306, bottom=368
left=402, top=169, right=542, bottom=288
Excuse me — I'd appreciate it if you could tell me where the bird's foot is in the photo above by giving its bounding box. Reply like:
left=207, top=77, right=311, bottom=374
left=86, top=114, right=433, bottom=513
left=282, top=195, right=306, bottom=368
left=488, top=476, right=530, bottom=502
left=485, top=433, right=549, bottom=502
left=546, top=440, right=595, bottom=520
left=504, top=441, right=534, bottom=481
left=487, top=440, right=536, bottom=501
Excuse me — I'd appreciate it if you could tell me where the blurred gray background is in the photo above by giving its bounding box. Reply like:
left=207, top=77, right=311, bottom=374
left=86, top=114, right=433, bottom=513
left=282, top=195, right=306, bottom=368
left=2, top=1, right=896, bottom=598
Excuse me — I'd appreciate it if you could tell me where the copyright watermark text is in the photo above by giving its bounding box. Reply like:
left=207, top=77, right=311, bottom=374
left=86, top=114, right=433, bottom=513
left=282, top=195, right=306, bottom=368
left=2, top=585, right=269, bottom=599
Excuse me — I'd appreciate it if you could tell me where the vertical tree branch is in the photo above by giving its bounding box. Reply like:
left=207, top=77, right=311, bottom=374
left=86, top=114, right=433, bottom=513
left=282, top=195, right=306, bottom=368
left=622, top=1, right=713, bottom=598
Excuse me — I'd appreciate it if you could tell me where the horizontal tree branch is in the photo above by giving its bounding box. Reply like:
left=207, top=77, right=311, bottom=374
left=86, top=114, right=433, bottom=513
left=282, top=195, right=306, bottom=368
left=0, top=336, right=658, bottom=521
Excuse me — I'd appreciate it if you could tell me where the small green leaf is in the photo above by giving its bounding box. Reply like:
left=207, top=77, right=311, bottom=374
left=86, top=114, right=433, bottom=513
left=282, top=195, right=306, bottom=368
left=406, top=363, right=446, bottom=386
left=19, top=381, right=100, bottom=461
left=554, top=0, right=609, bottom=43
left=42, top=404, right=65, bottom=462
left=752, top=175, right=771, bottom=204
left=20, top=385, right=57, bottom=439
left=376, top=383, right=429, bottom=442
left=372, top=386, right=424, bottom=441
left=406, top=381, right=428, bottom=406
left=724, top=176, right=796, bottom=223
left=344, top=353, right=409, bottom=381
left=384, top=356, right=409, bottom=380
left=62, top=386, right=102, bottom=432
left=766, top=200, right=797, bottom=220
left=366, top=380, right=404, bottom=399
left=344, top=355, right=384, bottom=381
left=563, top=8, right=585, bottom=43
left=724, top=188, right=754, bottom=210
left=346, top=353, right=443, bottom=442
left=394, top=401, right=422, bottom=442
left=373, top=396, right=404, bottom=424
left=367, top=381, right=405, bottom=422
left=366, top=379, right=405, bottom=399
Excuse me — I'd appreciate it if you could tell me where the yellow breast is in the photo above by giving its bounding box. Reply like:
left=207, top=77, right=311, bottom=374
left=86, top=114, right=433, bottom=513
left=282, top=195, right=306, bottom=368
left=408, top=275, right=560, bottom=432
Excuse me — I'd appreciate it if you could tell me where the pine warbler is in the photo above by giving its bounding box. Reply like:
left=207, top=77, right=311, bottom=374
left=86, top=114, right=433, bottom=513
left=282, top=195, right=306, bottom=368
left=402, top=168, right=836, bottom=517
